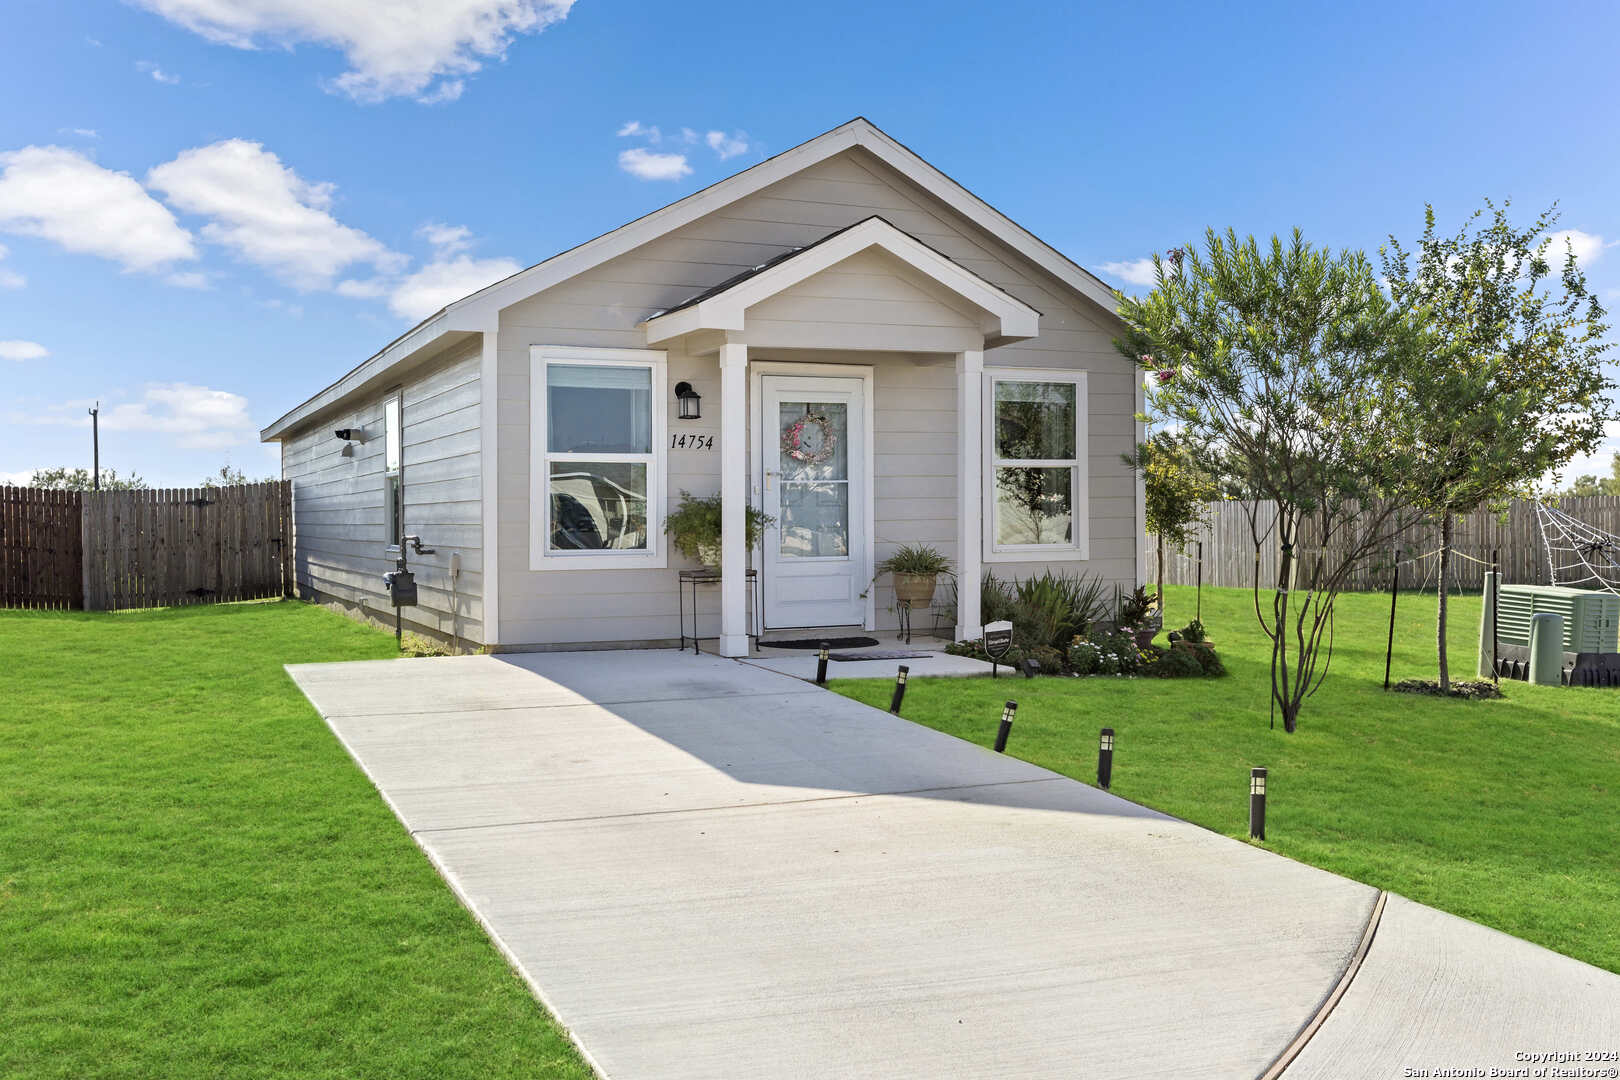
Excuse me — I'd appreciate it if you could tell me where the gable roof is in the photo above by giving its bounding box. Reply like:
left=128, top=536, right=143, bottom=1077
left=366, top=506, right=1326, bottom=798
left=641, top=215, right=1041, bottom=347
left=262, top=117, right=1120, bottom=441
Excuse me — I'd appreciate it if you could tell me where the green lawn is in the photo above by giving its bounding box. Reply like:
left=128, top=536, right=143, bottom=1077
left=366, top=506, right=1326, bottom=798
left=833, top=585, right=1620, bottom=973
left=0, top=601, right=592, bottom=1080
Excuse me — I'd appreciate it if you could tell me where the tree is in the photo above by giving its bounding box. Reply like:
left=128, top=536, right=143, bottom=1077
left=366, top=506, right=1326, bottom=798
left=1128, top=430, right=1218, bottom=614
left=1563, top=453, right=1620, bottom=497
left=1381, top=202, right=1615, bottom=692
left=1117, top=229, right=1430, bottom=732
left=200, top=464, right=274, bottom=488
left=27, top=466, right=145, bottom=491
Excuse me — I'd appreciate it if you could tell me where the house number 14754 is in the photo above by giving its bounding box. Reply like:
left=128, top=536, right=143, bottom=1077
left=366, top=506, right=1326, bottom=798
left=670, top=433, right=715, bottom=450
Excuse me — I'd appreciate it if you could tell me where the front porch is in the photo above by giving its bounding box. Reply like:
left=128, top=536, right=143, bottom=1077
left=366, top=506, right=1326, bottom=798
left=641, top=215, right=1042, bottom=656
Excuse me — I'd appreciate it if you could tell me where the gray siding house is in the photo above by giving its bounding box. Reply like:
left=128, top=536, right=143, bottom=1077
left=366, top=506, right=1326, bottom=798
left=261, top=118, right=1145, bottom=654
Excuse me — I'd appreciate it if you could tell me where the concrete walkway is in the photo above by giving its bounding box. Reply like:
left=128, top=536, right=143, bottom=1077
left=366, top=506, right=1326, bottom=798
left=287, top=650, right=1620, bottom=1078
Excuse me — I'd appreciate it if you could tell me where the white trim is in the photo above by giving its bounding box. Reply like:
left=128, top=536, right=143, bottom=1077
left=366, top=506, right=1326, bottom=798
left=643, top=216, right=1039, bottom=347
left=749, top=360, right=877, bottom=632
left=982, top=368, right=1090, bottom=563
left=261, top=117, right=1120, bottom=443
left=955, top=350, right=984, bottom=640
left=528, top=345, right=668, bottom=572
left=478, top=324, right=500, bottom=644
left=717, top=343, right=750, bottom=656
left=1135, top=370, right=1148, bottom=588
left=383, top=390, right=403, bottom=550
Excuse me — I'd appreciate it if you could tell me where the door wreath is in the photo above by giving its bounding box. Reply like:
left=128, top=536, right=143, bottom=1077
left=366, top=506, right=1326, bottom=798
left=782, top=412, right=837, bottom=464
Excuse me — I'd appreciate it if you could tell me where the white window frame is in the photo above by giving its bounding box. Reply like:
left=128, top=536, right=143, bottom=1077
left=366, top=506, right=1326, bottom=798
left=982, top=368, right=1089, bottom=563
left=383, top=390, right=403, bottom=550
left=529, top=345, right=668, bottom=571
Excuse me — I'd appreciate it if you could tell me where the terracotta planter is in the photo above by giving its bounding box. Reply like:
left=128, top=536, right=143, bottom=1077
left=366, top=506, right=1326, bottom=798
left=892, top=572, right=938, bottom=606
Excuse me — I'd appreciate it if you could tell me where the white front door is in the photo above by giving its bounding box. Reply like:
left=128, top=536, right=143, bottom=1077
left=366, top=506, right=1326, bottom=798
left=761, top=374, right=867, bottom=628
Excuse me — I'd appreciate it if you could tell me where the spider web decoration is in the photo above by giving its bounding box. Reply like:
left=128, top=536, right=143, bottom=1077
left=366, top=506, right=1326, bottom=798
left=1536, top=502, right=1620, bottom=594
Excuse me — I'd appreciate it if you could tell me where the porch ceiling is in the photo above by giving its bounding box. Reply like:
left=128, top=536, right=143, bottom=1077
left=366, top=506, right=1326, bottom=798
left=640, top=215, right=1041, bottom=351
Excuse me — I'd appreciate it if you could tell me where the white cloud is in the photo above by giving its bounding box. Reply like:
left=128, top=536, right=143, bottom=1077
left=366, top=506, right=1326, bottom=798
left=335, top=277, right=389, bottom=298
left=0, top=146, right=197, bottom=272
left=136, top=60, right=182, bottom=84
left=165, top=269, right=212, bottom=289
left=0, top=242, right=21, bottom=289
left=1099, top=257, right=1159, bottom=287
left=148, top=139, right=401, bottom=290
left=58, top=128, right=99, bottom=139
left=130, top=0, right=575, bottom=103
left=617, top=120, right=658, bottom=140
left=24, top=383, right=257, bottom=450
left=388, top=253, right=521, bottom=320
left=388, top=254, right=521, bottom=320
left=705, top=129, right=750, bottom=160
left=1542, top=229, right=1606, bottom=269
left=618, top=147, right=690, bottom=182
left=417, top=221, right=472, bottom=254
left=0, top=469, right=34, bottom=486
left=0, top=339, right=48, bottom=361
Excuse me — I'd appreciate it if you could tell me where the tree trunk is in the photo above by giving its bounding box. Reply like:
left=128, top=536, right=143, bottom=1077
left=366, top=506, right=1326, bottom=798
left=1436, top=514, right=1452, bottom=694
left=1276, top=540, right=1297, bottom=733
left=1156, top=533, right=1165, bottom=616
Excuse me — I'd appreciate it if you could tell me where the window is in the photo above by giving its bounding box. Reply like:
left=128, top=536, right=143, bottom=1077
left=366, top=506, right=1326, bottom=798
left=530, top=347, right=667, bottom=570
left=983, top=371, right=1087, bottom=560
left=384, top=393, right=402, bottom=547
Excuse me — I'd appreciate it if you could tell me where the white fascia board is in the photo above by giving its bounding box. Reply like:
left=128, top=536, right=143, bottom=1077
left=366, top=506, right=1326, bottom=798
left=643, top=218, right=1040, bottom=346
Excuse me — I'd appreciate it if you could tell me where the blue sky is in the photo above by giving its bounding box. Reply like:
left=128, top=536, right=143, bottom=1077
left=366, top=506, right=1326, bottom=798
left=2, top=0, right=1618, bottom=486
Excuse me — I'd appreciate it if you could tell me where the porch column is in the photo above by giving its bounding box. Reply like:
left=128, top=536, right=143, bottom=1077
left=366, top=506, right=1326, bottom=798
left=955, top=349, right=984, bottom=641
left=717, top=342, right=750, bottom=657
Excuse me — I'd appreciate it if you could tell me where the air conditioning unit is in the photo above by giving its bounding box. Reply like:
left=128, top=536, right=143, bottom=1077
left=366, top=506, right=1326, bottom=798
left=1496, top=585, right=1619, bottom=654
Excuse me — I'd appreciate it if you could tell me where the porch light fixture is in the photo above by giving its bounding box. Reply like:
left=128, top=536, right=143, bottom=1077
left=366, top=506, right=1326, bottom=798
left=995, top=701, right=1016, bottom=753
left=1249, top=767, right=1268, bottom=840
left=674, top=381, right=702, bottom=421
left=1097, top=728, right=1114, bottom=789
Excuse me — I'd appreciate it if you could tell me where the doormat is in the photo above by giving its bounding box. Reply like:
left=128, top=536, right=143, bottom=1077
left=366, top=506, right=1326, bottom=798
left=760, top=636, right=880, bottom=650
left=830, top=650, right=931, bottom=661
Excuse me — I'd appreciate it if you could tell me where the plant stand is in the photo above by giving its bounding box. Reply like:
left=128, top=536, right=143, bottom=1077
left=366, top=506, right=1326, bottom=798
left=894, top=600, right=916, bottom=644
left=677, top=568, right=760, bottom=655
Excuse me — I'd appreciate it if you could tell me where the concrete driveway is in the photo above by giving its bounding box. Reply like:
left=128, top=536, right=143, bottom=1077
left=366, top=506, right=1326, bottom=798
left=288, top=650, right=1620, bottom=1079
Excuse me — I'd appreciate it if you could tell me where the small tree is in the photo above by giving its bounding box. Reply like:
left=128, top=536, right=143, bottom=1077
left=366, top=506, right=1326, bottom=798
left=27, top=466, right=145, bottom=491
left=1127, top=430, right=1217, bottom=614
left=1381, top=202, right=1615, bottom=692
left=201, top=464, right=274, bottom=487
left=1117, top=229, right=1430, bottom=732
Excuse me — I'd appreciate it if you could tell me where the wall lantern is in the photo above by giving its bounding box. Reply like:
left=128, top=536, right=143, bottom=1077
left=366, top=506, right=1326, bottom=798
left=674, top=381, right=702, bottom=420
left=334, top=428, right=364, bottom=442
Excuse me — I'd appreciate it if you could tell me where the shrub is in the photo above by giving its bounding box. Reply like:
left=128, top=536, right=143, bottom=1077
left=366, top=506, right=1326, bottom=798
left=1152, top=644, right=1206, bottom=678
left=1068, top=639, right=1101, bottom=675
left=1178, top=619, right=1207, bottom=644
left=976, top=569, right=1109, bottom=654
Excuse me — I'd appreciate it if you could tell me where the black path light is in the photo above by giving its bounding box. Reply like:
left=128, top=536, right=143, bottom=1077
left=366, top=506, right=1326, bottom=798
left=1249, top=767, right=1268, bottom=841
left=889, top=664, right=909, bottom=714
left=994, top=701, right=1016, bottom=752
left=1097, top=727, right=1114, bottom=789
left=1019, top=657, right=1040, bottom=679
left=815, top=642, right=830, bottom=686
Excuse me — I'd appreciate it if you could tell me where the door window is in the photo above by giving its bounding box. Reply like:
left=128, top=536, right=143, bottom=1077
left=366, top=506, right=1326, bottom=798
left=777, top=401, right=849, bottom=558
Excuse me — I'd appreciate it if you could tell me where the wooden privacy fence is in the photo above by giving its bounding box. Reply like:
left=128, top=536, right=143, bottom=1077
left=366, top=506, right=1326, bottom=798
left=1152, top=496, right=1620, bottom=592
left=0, top=482, right=292, bottom=611
left=0, top=487, right=84, bottom=609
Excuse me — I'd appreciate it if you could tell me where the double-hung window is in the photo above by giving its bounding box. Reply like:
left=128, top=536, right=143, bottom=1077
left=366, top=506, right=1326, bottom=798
left=983, top=370, right=1088, bottom=560
left=384, top=393, right=403, bottom=548
left=530, top=346, right=667, bottom=570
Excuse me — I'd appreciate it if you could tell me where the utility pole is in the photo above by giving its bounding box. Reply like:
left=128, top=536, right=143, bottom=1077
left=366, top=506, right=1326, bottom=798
left=88, top=402, right=100, bottom=490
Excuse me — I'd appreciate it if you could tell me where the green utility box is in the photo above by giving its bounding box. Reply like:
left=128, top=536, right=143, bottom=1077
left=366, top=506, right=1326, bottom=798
left=1485, top=582, right=1620, bottom=687
left=1495, top=585, right=1619, bottom=654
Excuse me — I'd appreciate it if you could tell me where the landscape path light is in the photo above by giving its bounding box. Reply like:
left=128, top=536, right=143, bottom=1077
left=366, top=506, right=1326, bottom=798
left=815, top=642, right=829, bottom=686
left=1097, top=727, right=1114, bottom=789
left=889, top=665, right=909, bottom=714
left=1250, top=767, right=1268, bottom=840
left=994, top=701, right=1016, bottom=753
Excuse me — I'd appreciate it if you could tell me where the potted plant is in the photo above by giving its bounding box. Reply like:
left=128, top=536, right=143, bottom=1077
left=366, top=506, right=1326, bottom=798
left=663, top=490, right=773, bottom=570
left=1116, top=585, right=1163, bottom=649
left=877, top=544, right=953, bottom=607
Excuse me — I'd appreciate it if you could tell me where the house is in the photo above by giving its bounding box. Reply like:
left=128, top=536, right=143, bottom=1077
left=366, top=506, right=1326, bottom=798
left=259, top=118, right=1145, bottom=655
